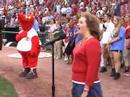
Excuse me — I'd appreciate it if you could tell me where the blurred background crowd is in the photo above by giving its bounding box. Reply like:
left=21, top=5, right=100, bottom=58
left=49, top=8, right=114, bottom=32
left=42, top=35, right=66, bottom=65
left=0, top=0, right=130, bottom=26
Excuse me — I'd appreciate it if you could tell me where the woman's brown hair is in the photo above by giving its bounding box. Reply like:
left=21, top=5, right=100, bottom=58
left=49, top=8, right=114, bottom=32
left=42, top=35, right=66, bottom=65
left=81, top=12, right=100, bottom=40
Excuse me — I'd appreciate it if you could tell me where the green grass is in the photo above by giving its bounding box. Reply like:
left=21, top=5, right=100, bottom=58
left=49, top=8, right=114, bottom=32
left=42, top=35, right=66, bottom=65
left=0, top=76, right=18, bottom=97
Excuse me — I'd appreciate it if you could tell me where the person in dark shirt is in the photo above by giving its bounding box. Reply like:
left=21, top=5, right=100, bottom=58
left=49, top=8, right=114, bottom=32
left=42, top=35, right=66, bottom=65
left=114, top=0, right=129, bottom=16
left=52, top=22, right=64, bottom=59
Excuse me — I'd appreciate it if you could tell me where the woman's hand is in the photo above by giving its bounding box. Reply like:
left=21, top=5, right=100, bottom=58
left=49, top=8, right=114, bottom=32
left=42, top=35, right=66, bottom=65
left=82, top=91, right=88, bottom=97
left=82, top=85, right=89, bottom=97
left=126, top=25, right=130, bottom=30
left=108, top=37, right=121, bottom=45
left=108, top=40, right=113, bottom=44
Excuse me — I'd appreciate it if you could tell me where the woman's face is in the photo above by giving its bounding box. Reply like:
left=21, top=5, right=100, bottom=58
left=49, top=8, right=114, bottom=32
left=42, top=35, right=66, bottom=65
left=51, top=20, right=55, bottom=24
left=103, top=15, right=109, bottom=22
left=56, top=22, right=61, bottom=29
left=124, top=16, right=130, bottom=23
left=77, top=17, right=88, bottom=35
left=113, top=17, right=118, bottom=26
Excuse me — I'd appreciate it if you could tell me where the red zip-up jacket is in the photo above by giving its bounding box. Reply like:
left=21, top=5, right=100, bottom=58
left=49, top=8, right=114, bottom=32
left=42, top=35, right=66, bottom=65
left=72, top=37, right=101, bottom=87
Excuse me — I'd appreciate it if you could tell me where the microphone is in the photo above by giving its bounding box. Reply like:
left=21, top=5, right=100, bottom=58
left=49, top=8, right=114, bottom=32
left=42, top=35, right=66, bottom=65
left=43, top=34, right=66, bottom=46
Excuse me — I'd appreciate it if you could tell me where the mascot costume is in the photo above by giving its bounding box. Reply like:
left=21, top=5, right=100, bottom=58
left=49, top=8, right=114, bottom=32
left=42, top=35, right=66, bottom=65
left=16, top=13, right=40, bottom=79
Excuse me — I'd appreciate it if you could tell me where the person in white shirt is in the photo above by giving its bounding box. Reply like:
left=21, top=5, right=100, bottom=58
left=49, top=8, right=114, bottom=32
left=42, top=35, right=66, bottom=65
left=44, top=7, right=49, bottom=14
left=48, top=19, right=57, bottom=39
left=61, top=6, right=67, bottom=15
left=100, top=13, right=115, bottom=73
left=39, top=0, right=45, bottom=5
left=66, top=6, right=72, bottom=15
left=56, top=4, right=61, bottom=14
left=79, top=2, right=84, bottom=10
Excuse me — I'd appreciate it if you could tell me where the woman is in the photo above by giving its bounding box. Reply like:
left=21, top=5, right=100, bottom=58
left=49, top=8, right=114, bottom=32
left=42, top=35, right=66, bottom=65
left=64, top=22, right=77, bottom=64
left=108, top=16, right=126, bottom=80
left=48, top=19, right=57, bottom=40
left=63, top=23, right=70, bottom=63
left=123, top=14, right=130, bottom=73
left=72, top=12, right=103, bottom=97
left=53, top=22, right=64, bottom=59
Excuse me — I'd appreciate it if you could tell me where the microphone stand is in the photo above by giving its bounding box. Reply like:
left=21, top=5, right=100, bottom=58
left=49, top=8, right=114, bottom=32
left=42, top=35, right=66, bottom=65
left=42, top=34, right=66, bottom=97
left=51, top=42, right=55, bottom=97
left=43, top=41, right=55, bottom=97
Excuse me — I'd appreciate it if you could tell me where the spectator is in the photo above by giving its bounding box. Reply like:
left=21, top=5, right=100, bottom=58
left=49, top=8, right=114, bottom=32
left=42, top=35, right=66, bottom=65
left=71, top=4, right=78, bottom=15
left=55, top=2, right=61, bottom=14
left=10, top=14, right=17, bottom=27
left=53, top=22, right=64, bottom=59
left=39, top=0, right=45, bottom=5
left=123, top=14, right=130, bottom=74
left=108, top=16, right=126, bottom=80
left=72, top=12, right=103, bottom=97
left=100, top=13, right=115, bottom=73
left=33, top=18, right=40, bottom=33
left=63, top=23, right=70, bottom=61
left=48, top=19, right=57, bottom=39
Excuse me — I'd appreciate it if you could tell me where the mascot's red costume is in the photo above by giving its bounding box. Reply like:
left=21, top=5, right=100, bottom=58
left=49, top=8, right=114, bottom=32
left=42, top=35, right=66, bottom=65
left=16, top=13, right=40, bottom=79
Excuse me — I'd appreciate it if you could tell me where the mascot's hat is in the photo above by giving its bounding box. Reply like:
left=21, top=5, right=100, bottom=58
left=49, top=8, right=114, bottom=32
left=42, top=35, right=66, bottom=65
left=18, top=13, right=34, bottom=31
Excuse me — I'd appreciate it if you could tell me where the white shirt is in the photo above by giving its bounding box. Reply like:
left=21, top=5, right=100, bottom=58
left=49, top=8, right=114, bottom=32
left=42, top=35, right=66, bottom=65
left=101, top=21, right=115, bottom=44
left=39, top=0, right=44, bottom=5
left=64, top=0, right=68, bottom=5
left=56, top=5, right=61, bottom=14
left=61, top=7, right=67, bottom=14
left=79, top=2, right=84, bottom=9
left=42, top=17, right=46, bottom=24
left=66, top=7, right=72, bottom=14
left=99, top=23, right=104, bottom=32
left=25, top=0, right=31, bottom=6
left=44, top=7, right=49, bottom=14
left=17, top=28, right=38, bottom=51
left=48, top=24, right=57, bottom=33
